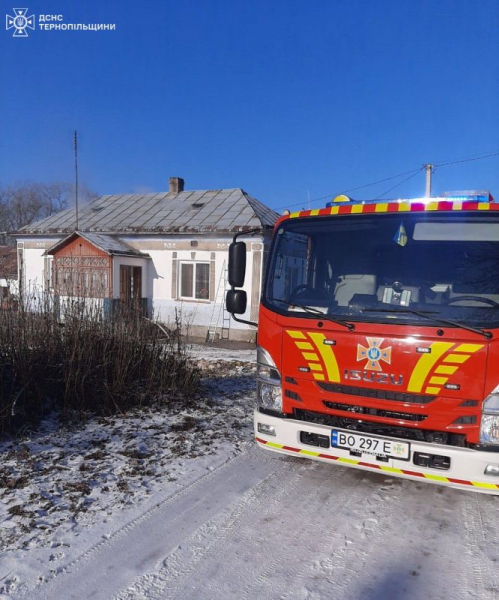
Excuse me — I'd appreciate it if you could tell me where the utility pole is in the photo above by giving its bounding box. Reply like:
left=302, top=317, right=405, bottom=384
left=424, top=164, right=434, bottom=198
left=74, top=130, right=79, bottom=230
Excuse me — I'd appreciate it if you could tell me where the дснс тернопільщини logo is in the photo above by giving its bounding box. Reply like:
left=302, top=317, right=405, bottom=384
left=6, top=8, right=35, bottom=37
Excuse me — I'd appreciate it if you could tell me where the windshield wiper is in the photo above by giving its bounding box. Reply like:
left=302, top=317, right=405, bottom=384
left=267, top=298, right=355, bottom=330
left=365, top=307, right=492, bottom=340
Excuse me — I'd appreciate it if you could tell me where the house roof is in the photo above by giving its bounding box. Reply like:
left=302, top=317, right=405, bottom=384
left=18, top=188, right=279, bottom=235
left=0, top=246, right=17, bottom=278
left=45, top=231, right=150, bottom=258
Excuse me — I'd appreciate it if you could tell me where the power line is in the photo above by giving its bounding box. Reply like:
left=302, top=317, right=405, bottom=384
left=275, top=167, right=422, bottom=210
left=377, top=167, right=425, bottom=198
left=434, top=150, right=499, bottom=168
left=276, top=149, right=499, bottom=211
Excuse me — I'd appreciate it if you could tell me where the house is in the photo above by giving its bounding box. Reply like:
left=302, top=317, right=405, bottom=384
left=14, top=178, right=278, bottom=341
left=0, top=246, right=18, bottom=307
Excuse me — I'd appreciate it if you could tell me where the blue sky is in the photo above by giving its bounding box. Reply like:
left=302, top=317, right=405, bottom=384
left=1, top=0, right=498, bottom=211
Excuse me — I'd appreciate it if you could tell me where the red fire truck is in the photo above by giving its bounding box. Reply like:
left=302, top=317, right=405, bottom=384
left=227, top=192, right=499, bottom=493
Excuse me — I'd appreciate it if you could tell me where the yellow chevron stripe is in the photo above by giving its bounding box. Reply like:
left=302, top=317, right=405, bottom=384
left=375, top=203, right=388, bottom=212
left=435, top=365, right=458, bottom=375
left=425, top=387, right=441, bottom=394
left=407, top=342, right=454, bottom=392
left=309, top=363, right=323, bottom=372
left=398, top=202, right=411, bottom=212
left=296, top=342, right=314, bottom=350
left=308, top=332, right=341, bottom=382
left=302, top=352, right=319, bottom=361
left=330, top=206, right=340, bottom=215
left=429, top=376, right=448, bottom=385
left=454, top=343, right=483, bottom=353
left=287, top=330, right=306, bottom=339
left=290, top=211, right=301, bottom=218
left=443, top=353, right=470, bottom=364
left=309, top=209, right=320, bottom=216
left=351, top=204, right=364, bottom=213
left=313, top=374, right=325, bottom=381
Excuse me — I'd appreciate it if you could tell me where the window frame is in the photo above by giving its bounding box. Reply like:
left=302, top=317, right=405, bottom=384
left=178, top=261, right=211, bottom=301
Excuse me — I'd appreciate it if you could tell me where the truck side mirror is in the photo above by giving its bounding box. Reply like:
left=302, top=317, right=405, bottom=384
left=228, top=241, right=246, bottom=288
left=226, top=289, right=247, bottom=314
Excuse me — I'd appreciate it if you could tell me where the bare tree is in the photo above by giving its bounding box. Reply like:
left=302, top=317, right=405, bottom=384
left=0, top=181, right=98, bottom=244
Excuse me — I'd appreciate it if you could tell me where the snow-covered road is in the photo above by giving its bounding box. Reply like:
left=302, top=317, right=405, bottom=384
left=3, top=347, right=499, bottom=600
left=26, top=445, right=499, bottom=600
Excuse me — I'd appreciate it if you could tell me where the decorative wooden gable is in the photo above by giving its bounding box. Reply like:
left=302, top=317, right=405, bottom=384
left=51, top=234, right=112, bottom=298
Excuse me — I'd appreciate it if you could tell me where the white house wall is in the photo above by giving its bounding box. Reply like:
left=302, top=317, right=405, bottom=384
left=122, top=235, right=261, bottom=340
left=17, top=234, right=266, bottom=341
left=112, top=255, right=151, bottom=299
left=18, top=237, right=62, bottom=300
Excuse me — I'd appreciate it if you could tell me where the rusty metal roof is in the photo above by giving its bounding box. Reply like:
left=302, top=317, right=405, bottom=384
left=18, top=188, right=278, bottom=235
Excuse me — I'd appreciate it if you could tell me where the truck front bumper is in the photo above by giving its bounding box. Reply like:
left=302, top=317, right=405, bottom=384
left=254, top=408, right=499, bottom=494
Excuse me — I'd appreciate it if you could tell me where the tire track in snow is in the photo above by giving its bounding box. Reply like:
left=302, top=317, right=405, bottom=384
left=26, top=445, right=277, bottom=600
left=462, top=493, right=499, bottom=600
left=278, top=476, right=403, bottom=600
left=118, top=459, right=389, bottom=600
left=113, top=455, right=310, bottom=600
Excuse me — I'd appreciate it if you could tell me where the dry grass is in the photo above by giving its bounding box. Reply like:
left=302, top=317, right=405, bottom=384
left=0, top=298, right=199, bottom=433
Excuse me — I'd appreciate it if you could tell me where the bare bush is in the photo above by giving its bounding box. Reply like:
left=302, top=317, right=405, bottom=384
left=0, top=299, right=199, bottom=434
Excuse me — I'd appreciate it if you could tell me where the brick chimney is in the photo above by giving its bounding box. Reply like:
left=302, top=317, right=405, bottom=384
left=169, top=177, right=185, bottom=194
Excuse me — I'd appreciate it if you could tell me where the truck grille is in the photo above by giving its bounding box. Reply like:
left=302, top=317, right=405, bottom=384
left=323, top=401, right=427, bottom=422
left=292, top=408, right=468, bottom=447
left=317, top=382, right=434, bottom=404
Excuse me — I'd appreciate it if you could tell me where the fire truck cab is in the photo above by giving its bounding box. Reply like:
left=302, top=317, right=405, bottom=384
left=227, top=191, right=499, bottom=493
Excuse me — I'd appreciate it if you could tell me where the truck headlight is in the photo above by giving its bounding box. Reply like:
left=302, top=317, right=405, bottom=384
left=257, top=346, right=282, bottom=411
left=257, top=346, right=280, bottom=381
left=480, top=387, right=499, bottom=445
left=258, top=381, right=282, bottom=411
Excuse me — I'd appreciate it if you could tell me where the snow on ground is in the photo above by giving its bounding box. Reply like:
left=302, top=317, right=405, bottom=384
left=1, top=344, right=499, bottom=600
left=186, top=343, right=256, bottom=364
left=0, top=349, right=255, bottom=598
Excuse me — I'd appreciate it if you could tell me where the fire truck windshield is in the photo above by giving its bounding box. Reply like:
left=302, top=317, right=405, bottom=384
left=264, top=211, right=499, bottom=329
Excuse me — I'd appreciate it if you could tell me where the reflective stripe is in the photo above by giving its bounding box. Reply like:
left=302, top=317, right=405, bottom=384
left=299, top=449, right=321, bottom=457
left=254, top=437, right=499, bottom=490
left=296, top=342, right=314, bottom=350
left=279, top=201, right=499, bottom=223
left=435, top=365, right=458, bottom=375
left=454, top=343, right=483, bottom=353
left=472, top=481, right=499, bottom=489
left=407, top=342, right=454, bottom=392
left=287, top=330, right=307, bottom=339
left=308, top=332, right=341, bottom=382
left=443, top=354, right=469, bottom=364
left=423, top=474, right=450, bottom=482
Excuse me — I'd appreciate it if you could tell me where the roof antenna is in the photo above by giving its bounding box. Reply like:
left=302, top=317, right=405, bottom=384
left=74, top=130, right=79, bottom=231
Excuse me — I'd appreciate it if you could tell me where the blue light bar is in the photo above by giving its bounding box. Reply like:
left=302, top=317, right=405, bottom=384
left=441, top=190, right=493, bottom=202
left=325, top=190, right=494, bottom=208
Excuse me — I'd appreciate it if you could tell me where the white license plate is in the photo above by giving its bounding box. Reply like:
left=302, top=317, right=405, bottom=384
left=331, top=430, right=410, bottom=460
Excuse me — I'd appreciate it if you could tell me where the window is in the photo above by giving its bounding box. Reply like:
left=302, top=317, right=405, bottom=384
left=180, top=262, right=210, bottom=300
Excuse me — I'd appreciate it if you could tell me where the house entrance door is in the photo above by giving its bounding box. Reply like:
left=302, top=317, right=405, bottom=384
left=119, top=266, right=142, bottom=304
